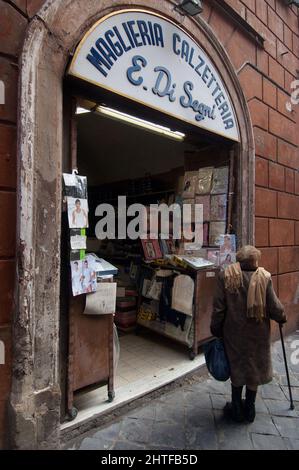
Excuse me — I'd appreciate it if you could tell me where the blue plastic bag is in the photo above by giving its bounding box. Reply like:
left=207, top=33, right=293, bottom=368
left=203, top=339, right=230, bottom=382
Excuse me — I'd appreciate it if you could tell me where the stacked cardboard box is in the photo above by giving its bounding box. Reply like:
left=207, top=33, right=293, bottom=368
left=115, top=288, right=138, bottom=332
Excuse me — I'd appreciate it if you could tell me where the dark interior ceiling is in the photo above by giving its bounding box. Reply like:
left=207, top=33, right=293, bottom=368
left=77, top=111, right=196, bottom=185
left=74, top=79, right=234, bottom=187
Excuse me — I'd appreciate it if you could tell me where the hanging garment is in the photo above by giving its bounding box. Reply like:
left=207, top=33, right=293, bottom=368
left=171, top=275, right=194, bottom=316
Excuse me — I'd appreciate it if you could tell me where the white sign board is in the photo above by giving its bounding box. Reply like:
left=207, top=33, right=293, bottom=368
left=68, top=9, right=239, bottom=142
left=84, top=283, right=117, bottom=315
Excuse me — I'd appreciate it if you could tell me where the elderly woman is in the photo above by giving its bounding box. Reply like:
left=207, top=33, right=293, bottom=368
left=211, top=245, right=286, bottom=423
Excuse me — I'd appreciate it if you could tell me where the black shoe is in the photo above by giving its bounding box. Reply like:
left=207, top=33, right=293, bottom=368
left=223, top=401, right=244, bottom=423
left=223, top=386, right=244, bottom=423
left=244, top=388, right=257, bottom=423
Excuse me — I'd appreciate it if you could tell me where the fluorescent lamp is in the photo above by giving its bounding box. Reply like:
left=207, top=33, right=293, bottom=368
left=76, top=106, right=91, bottom=114
left=97, top=106, right=185, bottom=141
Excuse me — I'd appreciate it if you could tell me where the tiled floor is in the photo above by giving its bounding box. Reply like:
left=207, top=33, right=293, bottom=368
left=115, top=333, right=194, bottom=388
left=61, top=331, right=205, bottom=431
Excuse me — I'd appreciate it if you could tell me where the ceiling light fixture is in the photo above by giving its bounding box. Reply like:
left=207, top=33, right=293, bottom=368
left=97, top=106, right=185, bottom=141
left=75, top=106, right=91, bottom=115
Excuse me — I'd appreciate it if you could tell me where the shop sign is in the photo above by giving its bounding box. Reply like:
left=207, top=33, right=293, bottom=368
left=68, top=10, right=239, bottom=142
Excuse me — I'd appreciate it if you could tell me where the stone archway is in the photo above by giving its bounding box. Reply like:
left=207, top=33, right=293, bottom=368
left=10, top=0, right=254, bottom=449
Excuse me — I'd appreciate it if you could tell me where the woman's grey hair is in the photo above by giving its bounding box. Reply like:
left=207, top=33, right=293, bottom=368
left=236, top=245, right=261, bottom=265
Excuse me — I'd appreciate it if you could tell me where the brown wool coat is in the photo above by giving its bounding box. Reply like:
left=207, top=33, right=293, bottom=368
left=210, top=270, right=286, bottom=387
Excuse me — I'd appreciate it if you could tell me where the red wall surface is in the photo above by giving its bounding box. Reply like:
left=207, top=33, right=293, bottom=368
left=0, top=0, right=298, bottom=448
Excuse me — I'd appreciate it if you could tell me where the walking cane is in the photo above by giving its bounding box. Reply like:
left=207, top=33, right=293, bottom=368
left=279, top=324, right=295, bottom=410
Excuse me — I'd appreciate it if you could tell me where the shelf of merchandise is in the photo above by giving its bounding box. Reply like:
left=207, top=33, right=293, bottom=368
left=136, top=265, right=219, bottom=360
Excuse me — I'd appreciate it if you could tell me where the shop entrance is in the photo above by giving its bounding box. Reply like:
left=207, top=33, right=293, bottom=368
left=12, top=2, right=255, bottom=449
left=60, top=86, right=237, bottom=426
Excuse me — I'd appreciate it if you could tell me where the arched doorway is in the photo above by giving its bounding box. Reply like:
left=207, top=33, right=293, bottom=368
left=11, top=0, right=254, bottom=449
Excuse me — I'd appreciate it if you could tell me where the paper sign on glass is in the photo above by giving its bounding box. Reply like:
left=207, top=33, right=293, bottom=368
left=70, top=235, right=87, bottom=250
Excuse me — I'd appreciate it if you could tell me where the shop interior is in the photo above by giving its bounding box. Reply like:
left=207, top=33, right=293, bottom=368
left=61, top=86, right=238, bottom=424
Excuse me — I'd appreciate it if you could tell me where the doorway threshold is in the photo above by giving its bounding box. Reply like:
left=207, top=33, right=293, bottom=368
left=61, top=333, right=205, bottom=434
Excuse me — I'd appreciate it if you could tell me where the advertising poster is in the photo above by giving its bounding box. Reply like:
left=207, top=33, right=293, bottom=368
left=71, top=257, right=97, bottom=296
left=67, top=197, right=89, bottom=229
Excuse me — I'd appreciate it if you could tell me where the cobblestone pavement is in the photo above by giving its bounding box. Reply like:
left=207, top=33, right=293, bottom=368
left=66, top=332, right=299, bottom=450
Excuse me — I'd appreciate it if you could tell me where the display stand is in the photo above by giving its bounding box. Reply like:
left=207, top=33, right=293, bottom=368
left=65, top=105, right=115, bottom=421
left=67, top=294, right=115, bottom=420
left=137, top=266, right=218, bottom=359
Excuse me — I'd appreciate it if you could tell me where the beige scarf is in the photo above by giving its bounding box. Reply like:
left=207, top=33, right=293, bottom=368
left=224, top=262, right=271, bottom=322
